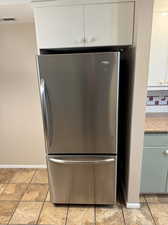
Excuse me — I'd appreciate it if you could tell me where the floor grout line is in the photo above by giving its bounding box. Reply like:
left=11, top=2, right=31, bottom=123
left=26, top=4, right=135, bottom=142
left=44, top=189, right=49, bottom=202
left=7, top=184, right=29, bottom=225
left=30, top=168, right=38, bottom=184
left=36, top=183, right=49, bottom=225
left=146, top=201, right=157, bottom=225
left=19, top=168, right=37, bottom=201
left=121, top=206, right=127, bottom=225
left=94, top=205, right=96, bottom=225
left=7, top=198, right=20, bottom=225
left=143, top=194, right=147, bottom=203
left=65, top=204, right=69, bottom=225
left=7, top=168, right=37, bottom=225
left=36, top=200, right=45, bottom=224
left=0, top=183, right=8, bottom=196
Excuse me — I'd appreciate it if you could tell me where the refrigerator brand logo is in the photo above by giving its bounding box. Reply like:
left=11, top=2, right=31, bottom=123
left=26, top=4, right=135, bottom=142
left=101, top=61, right=110, bottom=65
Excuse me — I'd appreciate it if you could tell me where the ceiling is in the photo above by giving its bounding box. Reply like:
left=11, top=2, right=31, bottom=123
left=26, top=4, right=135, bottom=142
left=0, top=0, right=33, bottom=23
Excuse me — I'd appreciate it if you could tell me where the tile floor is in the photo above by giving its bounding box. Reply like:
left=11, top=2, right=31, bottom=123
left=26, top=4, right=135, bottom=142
left=0, top=168, right=167, bottom=225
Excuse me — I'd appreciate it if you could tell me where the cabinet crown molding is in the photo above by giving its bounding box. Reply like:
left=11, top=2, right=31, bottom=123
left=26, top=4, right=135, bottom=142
left=32, top=0, right=135, bottom=7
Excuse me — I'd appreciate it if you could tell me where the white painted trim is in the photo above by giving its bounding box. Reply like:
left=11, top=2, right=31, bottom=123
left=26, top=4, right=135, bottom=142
left=32, top=0, right=135, bottom=8
left=0, top=164, right=47, bottom=168
left=126, top=202, right=141, bottom=209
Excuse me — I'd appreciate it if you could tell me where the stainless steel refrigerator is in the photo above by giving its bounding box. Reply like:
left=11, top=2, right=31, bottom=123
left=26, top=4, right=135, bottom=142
left=37, top=51, right=120, bottom=204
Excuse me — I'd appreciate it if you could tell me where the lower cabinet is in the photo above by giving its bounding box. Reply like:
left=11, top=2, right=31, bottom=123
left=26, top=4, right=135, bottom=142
left=141, top=147, right=168, bottom=193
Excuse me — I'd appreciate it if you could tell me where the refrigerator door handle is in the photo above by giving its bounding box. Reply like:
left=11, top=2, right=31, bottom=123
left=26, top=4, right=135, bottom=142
left=40, top=78, right=50, bottom=148
left=48, top=157, right=115, bottom=165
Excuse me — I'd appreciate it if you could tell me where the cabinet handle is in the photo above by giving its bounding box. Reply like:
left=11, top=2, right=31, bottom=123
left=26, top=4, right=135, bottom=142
left=163, top=150, right=168, bottom=155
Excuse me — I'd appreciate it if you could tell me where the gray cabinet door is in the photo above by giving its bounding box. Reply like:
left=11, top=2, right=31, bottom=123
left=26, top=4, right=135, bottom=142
left=141, top=147, right=168, bottom=193
left=166, top=170, right=168, bottom=192
left=144, top=133, right=168, bottom=147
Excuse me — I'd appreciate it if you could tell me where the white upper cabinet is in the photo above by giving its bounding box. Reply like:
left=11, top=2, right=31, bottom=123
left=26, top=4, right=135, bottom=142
left=34, top=5, right=84, bottom=48
left=148, top=11, right=168, bottom=88
left=85, top=2, right=134, bottom=46
left=32, top=1, right=135, bottom=49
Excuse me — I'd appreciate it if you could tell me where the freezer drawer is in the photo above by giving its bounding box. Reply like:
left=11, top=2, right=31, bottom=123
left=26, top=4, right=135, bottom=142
left=47, top=155, right=117, bottom=204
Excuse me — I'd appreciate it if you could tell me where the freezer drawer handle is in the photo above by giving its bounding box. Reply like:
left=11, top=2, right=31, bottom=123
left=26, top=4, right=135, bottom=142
left=48, top=157, right=115, bottom=164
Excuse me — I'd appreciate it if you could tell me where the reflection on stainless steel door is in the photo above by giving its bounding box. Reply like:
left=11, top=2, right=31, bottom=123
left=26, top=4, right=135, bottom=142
left=47, top=155, right=116, bottom=204
left=38, top=52, right=119, bottom=154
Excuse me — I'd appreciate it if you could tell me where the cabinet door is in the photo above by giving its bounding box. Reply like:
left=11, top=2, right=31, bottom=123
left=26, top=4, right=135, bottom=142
left=148, top=12, right=168, bottom=87
left=166, top=170, right=168, bottom=192
left=141, top=147, right=168, bottom=193
left=144, top=133, right=168, bottom=148
left=84, top=2, right=134, bottom=46
left=34, top=5, right=84, bottom=49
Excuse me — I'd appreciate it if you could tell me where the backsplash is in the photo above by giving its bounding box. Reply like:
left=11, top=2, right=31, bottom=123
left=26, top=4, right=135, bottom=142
left=146, top=96, right=168, bottom=106
left=146, top=93, right=168, bottom=113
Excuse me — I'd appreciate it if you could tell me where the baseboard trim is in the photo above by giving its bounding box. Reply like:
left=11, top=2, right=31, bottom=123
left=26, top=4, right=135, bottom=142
left=0, top=164, right=47, bottom=168
left=126, top=202, right=141, bottom=209
left=120, top=181, right=141, bottom=208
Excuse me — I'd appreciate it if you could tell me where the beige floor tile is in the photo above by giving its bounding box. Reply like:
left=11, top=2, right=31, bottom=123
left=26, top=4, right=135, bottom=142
left=67, top=206, right=95, bottom=225
left=148, top=203, right=168, bottom=225
left=21, top=184, right=48, bottom=201
left=9, top=201, right=42, bottom=224
left=0, top=201, right=17, bottom=224
left=0, top=183, right=27, bottom=201
left=123, top=204, right=155, bottom=225
left=10, top=169, right=35, bottom=183
left=0, top=184, right=6, bottom=194
left=31, top=169, right=48, bottom=184
left=145, top=194, right=168, bottom=203
left=38, top=202, right=67, bottom=225
left=45, top=190, right=50, bottom=201
left=96, top=206, right=124, bottom=225
left=0, top=169, right=16, bottom=183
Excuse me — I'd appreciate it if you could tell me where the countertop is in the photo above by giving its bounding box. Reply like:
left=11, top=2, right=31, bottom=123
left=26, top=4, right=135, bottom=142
left=145, top=115, right=168, bottom=133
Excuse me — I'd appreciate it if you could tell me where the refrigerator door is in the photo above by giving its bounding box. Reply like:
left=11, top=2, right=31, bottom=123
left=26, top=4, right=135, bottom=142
left=47, top=155, right=116, bottom=204
left=37, top=52, right=119, bottom=154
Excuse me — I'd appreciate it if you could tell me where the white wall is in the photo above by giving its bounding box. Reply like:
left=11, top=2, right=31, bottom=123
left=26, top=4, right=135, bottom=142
left=0, top=23, right=46, bottom=166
